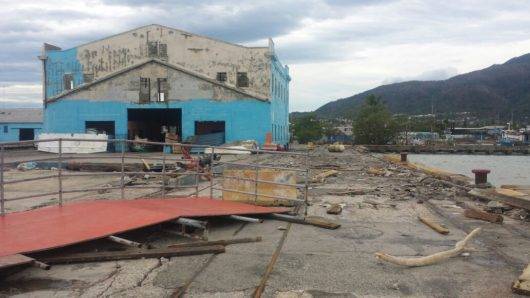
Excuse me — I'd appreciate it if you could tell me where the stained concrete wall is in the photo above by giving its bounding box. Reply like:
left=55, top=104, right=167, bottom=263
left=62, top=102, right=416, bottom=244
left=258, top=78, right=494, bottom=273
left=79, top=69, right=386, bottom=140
left=45, top=24, right=271, bottom=99
left=64, top=61, right=252, bottom=102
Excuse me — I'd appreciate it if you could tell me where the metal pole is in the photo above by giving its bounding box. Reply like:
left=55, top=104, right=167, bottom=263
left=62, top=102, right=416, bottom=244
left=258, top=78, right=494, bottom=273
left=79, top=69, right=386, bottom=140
left=254, top=151, right=259, bottom=205
left=195, top=152, right=199, bottom=198
left=0, top=145, right=5, bottom=216
left=304, top=150, right=310, bottom=216
left=162, top=152, right=166, bottom=199
left=120, top=139, right=125, bottom=200
left=209, top=146, right=214, bottom=199
left=58, top=138, right=63, bottom=206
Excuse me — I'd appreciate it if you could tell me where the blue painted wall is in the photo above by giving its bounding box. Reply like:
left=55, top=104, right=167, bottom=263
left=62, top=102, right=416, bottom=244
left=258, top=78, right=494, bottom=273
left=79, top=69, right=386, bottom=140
left=0, top=123, right=43, bottom=142
left=270, top=54, right=290, bottom=145
left=44, top=99, right=271, bottom=145
left=45, top=47, right=84, bottom=98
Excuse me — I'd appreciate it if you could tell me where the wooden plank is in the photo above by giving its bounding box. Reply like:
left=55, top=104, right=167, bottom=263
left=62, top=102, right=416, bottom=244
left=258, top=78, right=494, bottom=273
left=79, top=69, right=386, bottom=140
left=269, top=213, right=341, bottom=230
left=418, top=215, right=449, bottom=235
left=167, top=237, right=262, bottom=248
left=463, top=204, right=503, bottom=224
left=0, top=254, right=34, bottom=270
left=468, top=188, right=530, bottom=211
left=40, top=245, right=225, bottom=264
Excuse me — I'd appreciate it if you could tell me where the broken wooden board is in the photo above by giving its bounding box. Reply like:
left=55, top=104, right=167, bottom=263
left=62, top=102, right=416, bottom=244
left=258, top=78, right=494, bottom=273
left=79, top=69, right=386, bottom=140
left=167, top=237, right=262, bottom=248
left=463, top=204, right=503, bottom=224
left=269, top=213, right=341, bottom=229
left=513, top=264, right=530, bottom=296
left=501, top=185, right=530, bottom=196
left=418, top=215, right=449, bottom=235
left=0, top=254, right=34, bottom=270
left=468, top=188, right=530, bottom=211
left=40, top=245, right=225, bottom=264
left=311, top=170, right=339, bottom=183
left=222, top=169, right=298, bottom=206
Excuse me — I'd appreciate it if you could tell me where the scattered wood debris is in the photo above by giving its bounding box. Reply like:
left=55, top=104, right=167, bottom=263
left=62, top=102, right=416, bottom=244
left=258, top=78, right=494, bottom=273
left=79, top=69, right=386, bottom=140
left=311, top=170, right=339, bottom=183
left=375, top=228, right=481, bottom=267
left=513, top=263, right=530, bottom=296
left=39, top=245, right=225, bottom=264
left=463, top=204, right=503, bottom=224
left=418, top=215, right=449, bottom=235
left=366, top=167, right=387, bottom=176
left=269, top=213, right=341, bottom=229
left=326, top=204, right=343, bottom=214
left=167, top=237, right=262, bottom=248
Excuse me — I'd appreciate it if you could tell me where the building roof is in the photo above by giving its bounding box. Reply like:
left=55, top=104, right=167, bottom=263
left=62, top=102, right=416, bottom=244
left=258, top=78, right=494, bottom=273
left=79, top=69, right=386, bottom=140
left=0, top=109, right=43, bottom=123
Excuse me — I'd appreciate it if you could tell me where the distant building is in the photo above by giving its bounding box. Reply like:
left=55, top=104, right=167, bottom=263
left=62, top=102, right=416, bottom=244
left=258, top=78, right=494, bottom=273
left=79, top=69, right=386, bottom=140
left=0, top=109, right=43, bottom=142
left=39, top=24, right=290, bottom=148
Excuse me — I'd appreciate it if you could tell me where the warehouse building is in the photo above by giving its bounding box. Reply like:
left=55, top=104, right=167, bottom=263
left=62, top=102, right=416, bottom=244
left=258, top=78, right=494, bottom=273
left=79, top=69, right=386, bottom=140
left=0, top=109, right=43, bottom=142
left=40, top=24, right=290, bottom=149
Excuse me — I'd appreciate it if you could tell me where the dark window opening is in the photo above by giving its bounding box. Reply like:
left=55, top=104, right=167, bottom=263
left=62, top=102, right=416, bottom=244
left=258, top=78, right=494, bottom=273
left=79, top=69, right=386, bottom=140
left=159, top=43, right=168, bottom=59
left=157, top=78, right=168, bottom=102
left=86, top=121, right=115, bottom=151
left=83, top=73, right=94, bottom=83
left=3, top=125, right=7, bottom=133
left=216, top=72, right=227, bottom=82
left=19, top=128, right=34, bottom=141
left=194, top=121, right=226, bottom=145
left=237, top=72, right=249, bottom=87
left=63, top=74, right=74, bottom=90
left=139, top=77, right=151, bottom=103
left=148, top=41, right=158, bottom=57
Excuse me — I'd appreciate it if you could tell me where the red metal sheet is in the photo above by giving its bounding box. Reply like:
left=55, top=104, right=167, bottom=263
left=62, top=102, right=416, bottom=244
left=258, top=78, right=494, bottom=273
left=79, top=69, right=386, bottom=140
left=0, top=197, right=289, bottom=257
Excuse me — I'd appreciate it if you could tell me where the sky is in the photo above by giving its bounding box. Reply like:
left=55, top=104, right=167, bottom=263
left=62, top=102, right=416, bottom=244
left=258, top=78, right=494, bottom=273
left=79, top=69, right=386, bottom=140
left=3, top=1, right=530, bottom=111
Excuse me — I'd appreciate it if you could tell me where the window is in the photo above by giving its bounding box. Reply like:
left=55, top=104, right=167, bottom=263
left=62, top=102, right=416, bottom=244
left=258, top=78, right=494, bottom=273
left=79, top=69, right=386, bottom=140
left=157, top=78, right=168, bottom=102
left=3, top=126, right=7, bottom=133
left=148, top=42, right=158, bottom=57
left=139, top=77, right=150, bottom=103
left=216, top=72, right=227, bottom=83
left=83, top=73, right=94, bottom=83
left=63, top=74, right=74, bottom=90
left=159, top=43, right=168, bottom=58
left=236, top=72, right=249, bottom=87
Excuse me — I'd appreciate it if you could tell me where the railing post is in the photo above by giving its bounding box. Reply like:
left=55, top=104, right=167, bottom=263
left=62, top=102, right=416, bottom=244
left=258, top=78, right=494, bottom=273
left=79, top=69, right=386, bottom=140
left=58, top=138, right=63, bottom=206
left=254, top=151, right=259, bottom=205
left=120, top=139, right=125, bottom=200
left=304, top=150, right=310, bottom=216
left=162, top=150, right=166, bottom=199
left=1, top=145, right=5, bottom=216
left=209, top=146, right=214, bottom=199
left=195, top=150, right=199, bottom=198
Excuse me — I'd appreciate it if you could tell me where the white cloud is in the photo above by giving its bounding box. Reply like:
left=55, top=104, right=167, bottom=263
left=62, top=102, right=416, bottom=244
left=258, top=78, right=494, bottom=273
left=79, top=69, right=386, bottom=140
left=3, top=0, right=530, bottom=111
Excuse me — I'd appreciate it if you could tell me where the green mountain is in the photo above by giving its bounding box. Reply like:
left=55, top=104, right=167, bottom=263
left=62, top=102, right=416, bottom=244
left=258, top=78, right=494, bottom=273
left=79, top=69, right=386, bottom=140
left=313, top=53, right=530, bottom=122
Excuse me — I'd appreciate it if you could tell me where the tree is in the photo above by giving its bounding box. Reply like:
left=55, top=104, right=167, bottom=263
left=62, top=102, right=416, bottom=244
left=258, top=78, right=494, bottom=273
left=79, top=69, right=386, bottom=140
left=353, top=95, right=398, bottom=144
left=292, top=114, right=323, bottom=143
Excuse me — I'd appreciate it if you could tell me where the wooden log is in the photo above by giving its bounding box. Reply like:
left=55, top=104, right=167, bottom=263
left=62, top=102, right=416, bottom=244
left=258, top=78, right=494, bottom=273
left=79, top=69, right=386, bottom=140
left=32, top=260, right=51, bottom=270
left=41, top=245, right=225, bottom=264
left=513, top=264, right=530, bottom=296
left=418, top=215, right=450, bottom=235
left=463, top=205, right=503, bottom=224
left=269, top=213, right=341, bottom=229
left=311, top=170, right=339, bottom=183
left=167, top=237, right=262, bottom=248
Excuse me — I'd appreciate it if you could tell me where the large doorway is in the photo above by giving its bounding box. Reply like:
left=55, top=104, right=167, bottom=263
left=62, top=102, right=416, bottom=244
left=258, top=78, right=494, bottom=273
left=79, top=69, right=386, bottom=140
left=19, top=128, right=34, bottom=141
left=194, top=121, right=226, bottom=145
left=127, top=109, right=182, bottom=149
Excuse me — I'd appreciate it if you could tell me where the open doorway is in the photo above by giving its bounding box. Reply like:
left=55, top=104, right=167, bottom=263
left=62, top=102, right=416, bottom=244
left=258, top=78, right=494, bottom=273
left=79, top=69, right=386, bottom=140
left=127, top=108, right=181, bottom=150
left=19, top=128, right=34, bottom=141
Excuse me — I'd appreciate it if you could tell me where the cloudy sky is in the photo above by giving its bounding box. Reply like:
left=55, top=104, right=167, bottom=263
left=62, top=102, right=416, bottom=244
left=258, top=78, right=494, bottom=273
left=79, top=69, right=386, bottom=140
left=2, top=0, right=530, bottom=111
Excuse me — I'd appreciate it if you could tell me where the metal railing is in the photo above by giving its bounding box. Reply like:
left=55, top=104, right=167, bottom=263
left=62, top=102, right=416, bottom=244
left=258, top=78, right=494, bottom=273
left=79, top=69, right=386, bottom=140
left=0, top=138, right=311, bottom=216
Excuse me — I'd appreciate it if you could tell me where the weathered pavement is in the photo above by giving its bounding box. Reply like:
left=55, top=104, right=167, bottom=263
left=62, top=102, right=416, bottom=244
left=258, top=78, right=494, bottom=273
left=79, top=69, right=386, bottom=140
left=1, top=147, right=529, bottom=297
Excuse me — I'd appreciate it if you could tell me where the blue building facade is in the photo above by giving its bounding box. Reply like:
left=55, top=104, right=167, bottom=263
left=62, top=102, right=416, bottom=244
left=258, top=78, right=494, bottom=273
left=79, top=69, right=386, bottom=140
left=41, top=24, right=290, bottom=149
left=0, top=109, right=43, bottom=142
